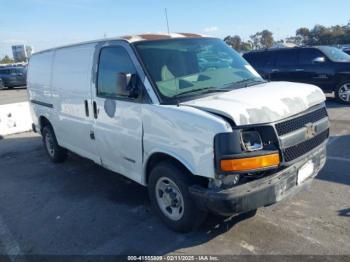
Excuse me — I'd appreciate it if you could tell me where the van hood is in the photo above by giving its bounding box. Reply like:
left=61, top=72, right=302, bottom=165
left=181, top=81, right=326, bottom=126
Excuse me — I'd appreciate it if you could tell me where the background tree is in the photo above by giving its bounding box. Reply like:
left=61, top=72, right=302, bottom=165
left=296, top=27, right=310, bottom=45
left=240, top=41, right=253, bottom=52
left=249, top=30, right=274, bottom=49
left=224, top=21, right=350, bottom=52
left=308, top=25, right=328, bottom=45
left=260, top=30, right=274, bottom=48
left=249, top=32, right=261, bottom=50
left=295, top=24, right=350, bottom=45
left=0, top=55, right=14, bottom=64
left=224, top=35, right=252, bottom=52
left=224, top=35, right=242, bottom=50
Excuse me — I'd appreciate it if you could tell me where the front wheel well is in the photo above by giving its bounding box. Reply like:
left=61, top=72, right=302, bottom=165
left=145, top=153, right=208, bottom=187
left=335, top=75, right=350, bottom=87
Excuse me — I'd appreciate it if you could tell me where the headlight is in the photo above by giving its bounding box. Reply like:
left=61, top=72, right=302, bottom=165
left=241, top=130, right=263, bottom=152
left=209, top=174, right=240, bottom=189
left=214, top=128, right=279, bottom=174
left=223, top=174, right=240, bottom=187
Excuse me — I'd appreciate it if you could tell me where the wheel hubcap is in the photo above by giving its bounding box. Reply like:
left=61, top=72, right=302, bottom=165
left=339, top=83, right=350, bottom=102
left=155, top=177, right=184, bottom=221
left=45, top=133, right=55, bottom=157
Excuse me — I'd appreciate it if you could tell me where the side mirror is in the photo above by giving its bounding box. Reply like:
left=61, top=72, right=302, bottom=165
left=312, top=57, right=326, bottom=64
left=115, top=72, right=140, bottom=99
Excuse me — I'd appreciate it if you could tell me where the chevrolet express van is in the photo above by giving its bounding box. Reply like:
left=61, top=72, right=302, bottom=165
left=27, top=33, right=329, bottom=232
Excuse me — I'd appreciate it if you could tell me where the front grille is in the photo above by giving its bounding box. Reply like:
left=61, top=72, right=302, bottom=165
left=283, top=129, right=329, bottom=162
left=275, top=107, right=328, bottom=136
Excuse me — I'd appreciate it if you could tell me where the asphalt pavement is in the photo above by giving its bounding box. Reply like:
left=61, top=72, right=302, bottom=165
left=0, top=87, right=28, bottom=105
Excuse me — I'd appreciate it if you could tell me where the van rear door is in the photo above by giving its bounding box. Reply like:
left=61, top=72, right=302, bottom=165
left=91, top=42, right=144, bottom=183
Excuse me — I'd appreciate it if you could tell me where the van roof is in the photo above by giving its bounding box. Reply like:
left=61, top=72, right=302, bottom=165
left=33, top=33, right=209, bottom=55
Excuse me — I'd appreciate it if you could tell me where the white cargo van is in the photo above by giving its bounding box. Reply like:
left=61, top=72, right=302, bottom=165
left=27, top=33, right=329, bottom=232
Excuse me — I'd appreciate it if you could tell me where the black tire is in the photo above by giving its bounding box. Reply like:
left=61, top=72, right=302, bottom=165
left=148, top=161, right=207, bottom=232
left=239, top=209, right=257, bottom=219
left=335, top=81, right=350, bottom=104
left=42, top=125, right=67, bottom=163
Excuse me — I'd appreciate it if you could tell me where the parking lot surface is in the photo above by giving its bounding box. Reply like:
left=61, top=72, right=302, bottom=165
left=0, top=88, right=28, bottom=105
left=0, top=98, right=349, bottom=257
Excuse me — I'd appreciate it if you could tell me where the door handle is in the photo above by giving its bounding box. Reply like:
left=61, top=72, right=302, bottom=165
left=93, top=101, right=98, bottom=119
left=84, top=100, right=89, bottom=117
left=295, top=69, right=304, bottom=72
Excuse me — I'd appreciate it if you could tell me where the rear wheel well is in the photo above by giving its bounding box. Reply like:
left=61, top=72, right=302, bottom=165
left=145, top=153, right=208, bottom=187
left=39, top=116, right=52, bottom=132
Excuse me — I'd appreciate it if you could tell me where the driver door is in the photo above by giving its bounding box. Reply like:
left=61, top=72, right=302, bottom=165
left=91, top=42, right=144, bottom=183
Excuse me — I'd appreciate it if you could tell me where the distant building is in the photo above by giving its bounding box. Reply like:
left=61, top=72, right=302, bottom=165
left=12, top=45, right=34, bottom=62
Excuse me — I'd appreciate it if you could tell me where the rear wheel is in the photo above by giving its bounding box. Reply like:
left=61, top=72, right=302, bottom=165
left=148, top=161, right=206, bottom=232
left=42, top=125, right=67, bottom=163
left=335, top=82, right=350, bottom=104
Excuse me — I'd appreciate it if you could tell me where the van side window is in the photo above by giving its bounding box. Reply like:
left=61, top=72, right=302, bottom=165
left=299, top=49, right=324, bottom=65
left=275, top=50, right=298, bottom=66
left=97, top=46, right=137, bottom=99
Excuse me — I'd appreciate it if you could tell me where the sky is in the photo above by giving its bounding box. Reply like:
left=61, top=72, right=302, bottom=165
left=1, top=0, right=350, bottom=58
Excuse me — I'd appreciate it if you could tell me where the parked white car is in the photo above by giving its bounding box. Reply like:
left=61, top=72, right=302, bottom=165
left=27, top=33, right=329, bottom=232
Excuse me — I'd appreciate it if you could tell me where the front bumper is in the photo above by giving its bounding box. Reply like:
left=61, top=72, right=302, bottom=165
left=189, top=143, right=327, bottom=216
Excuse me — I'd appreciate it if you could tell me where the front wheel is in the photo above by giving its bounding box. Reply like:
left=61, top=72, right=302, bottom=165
left=148, top=161, right=206, bottom=232
left=335, top=82, right=350, bottom=104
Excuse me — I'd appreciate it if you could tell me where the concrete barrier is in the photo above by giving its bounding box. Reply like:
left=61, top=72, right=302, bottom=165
left=0, top=102, right=32, bottom=136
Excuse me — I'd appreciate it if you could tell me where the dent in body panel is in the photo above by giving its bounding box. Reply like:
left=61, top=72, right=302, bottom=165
left=182, top=82, right=326, bottom=126
left=240, top=106, right=283, bottom=126
left=248, top=89, right=325, bottom=125
left=306, top=89, right=326, bottom=106
left=238, top=93, right=321, bottom=126
left=142, top=104, right=232, bottom=183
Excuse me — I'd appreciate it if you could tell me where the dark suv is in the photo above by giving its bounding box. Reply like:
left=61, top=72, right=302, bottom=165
left=0, top=67, right=27, bottom=89
left=243, top=46, right=350, bottom=104
left=343, top=48, right=350, bottom=55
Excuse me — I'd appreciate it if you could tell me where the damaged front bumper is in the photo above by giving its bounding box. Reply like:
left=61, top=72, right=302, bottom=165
left=189, top=143, right=327, bottom=216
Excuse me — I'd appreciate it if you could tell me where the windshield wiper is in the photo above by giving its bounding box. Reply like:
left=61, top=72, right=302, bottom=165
left=176, top=87, right=228, bottom=98
left=223, top=78, right=266, bottom=89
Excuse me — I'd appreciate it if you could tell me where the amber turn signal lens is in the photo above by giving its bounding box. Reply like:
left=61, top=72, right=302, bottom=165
left=220, top=153, right=280, bottom=172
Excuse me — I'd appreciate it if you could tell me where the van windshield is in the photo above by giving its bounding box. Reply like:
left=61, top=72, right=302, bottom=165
left=134, top=38, right=264, bottom=102
left=318, top=46, right=350, bottom=62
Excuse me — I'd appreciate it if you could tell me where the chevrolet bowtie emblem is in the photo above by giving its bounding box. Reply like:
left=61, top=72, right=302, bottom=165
left=305, top=123, right=317, bottom=139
